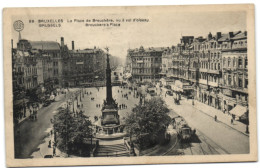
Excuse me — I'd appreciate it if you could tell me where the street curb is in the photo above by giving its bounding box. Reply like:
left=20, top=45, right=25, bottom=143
left=162, top=133, right=178, bottom=156
left=191, top=101, right=249, bottom=137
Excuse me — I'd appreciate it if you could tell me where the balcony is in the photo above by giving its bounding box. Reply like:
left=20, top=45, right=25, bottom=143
left=136, top=60, right=144, bottom=63
left=208, top=69, right=220, bottom=75
left=208, top=81, right=218, bottom=87
left=199, top=68, right=208, bottom=73
left=199, top=79, right=207, bottom=85
left=222, top=85, right=248, bottom=94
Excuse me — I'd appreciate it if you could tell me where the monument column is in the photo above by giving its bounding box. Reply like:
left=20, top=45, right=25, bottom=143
left=105, top=47, right=113, bottom=104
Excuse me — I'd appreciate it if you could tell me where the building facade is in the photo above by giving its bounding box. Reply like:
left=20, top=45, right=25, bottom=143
left=162, top=31, right=248, bottom=116
left=128, top=46, right=166, bottom=83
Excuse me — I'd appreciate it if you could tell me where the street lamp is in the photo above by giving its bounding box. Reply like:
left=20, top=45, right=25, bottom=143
left=246, top=105, right=249, bottom=134
left=21, top=91, right=26, bottom=118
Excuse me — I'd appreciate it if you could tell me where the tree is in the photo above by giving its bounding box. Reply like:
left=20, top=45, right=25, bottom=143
left=53, top=108, right=93, bottom=156
left=125, top=97, right=171, bottom=149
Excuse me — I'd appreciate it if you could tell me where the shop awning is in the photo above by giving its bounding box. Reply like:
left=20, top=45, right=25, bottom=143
left=229, top=105, right=247, bottom=117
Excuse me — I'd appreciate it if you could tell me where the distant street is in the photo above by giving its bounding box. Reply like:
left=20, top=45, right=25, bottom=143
left=14, top=90, right=77, bottom=158
left=14, top=86, right=139, bottom=158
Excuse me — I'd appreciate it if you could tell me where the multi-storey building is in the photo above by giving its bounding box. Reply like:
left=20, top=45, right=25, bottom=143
left=62, top=42, right=107, bottom=87
left=128, top=46, right=166, bottom=83
left=221, top=31, right=248, bottom=112
left=14, top=47, right=38, bottom=90
left=111, top=65, right=124, bottom=85
left=16, top=39, right=62, bottom=91
left=162, top=31, right=248, bottom=117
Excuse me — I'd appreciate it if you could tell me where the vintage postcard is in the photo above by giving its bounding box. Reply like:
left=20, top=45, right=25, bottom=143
left=3, top=4, right=257, bottom=167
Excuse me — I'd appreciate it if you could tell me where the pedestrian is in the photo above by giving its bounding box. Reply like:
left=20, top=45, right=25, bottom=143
left=48, top=140, right=51, bottom=148
left=50, top=130, right=53, bottom=136
left=214, top=115, right=217, bottom=122
left=53, top=146, right=56, bottom=156
left=231, top=118, right=233, bottom=125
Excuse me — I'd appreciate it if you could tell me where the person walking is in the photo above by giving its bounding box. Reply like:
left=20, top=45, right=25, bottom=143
left=231, top=118, right=234, bottom=125
left=214, top=115, right=217, bottom=122
left=48, top=140, right=51, bottom=148
left=53, top=146, right=56, bottom=156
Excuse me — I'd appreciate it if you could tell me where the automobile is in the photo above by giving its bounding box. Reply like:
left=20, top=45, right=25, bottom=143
left=166, top=90, right=173, bottom=96
left=147, top=88, right=157, bottom=96
left=50, top=95, right=55, bottom=102
left=43, top=100, right=51, bottom=107
left=44, top=155, right=53, bottom=158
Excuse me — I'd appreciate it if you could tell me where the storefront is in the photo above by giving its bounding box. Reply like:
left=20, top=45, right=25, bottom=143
left=229, top=104, right=248, bottom=120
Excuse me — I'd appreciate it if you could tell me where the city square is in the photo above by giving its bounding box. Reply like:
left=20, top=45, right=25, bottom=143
left=9, top=7, right=251, bottom=160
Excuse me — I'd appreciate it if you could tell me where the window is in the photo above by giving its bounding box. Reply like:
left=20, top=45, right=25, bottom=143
left=238, top=58, right=243, bottom=68
left=245, top=58, right=248, bottom=68
left=245, top=79, right=248, bottom=88
left=238, top=78, right=243, bottom=87
left=223, top=58, right=226, bottom=67
left=233, top=58, right=236, bottom=68
left=228, top=58, right=231, bottom=67
left=228, top=75, right=232, bottom=85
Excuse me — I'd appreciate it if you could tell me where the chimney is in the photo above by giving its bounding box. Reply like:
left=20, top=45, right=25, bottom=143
left=208, top=32, right=212, bottom=40
left=61, top=37, right=64, bottom=47
left=216, top=32, right=222, bottom=40
left=229, top=32, right=234, bottom=39
left=72, top=41, right=74, bottom=50
left=11, top=39, right=13, bottom=50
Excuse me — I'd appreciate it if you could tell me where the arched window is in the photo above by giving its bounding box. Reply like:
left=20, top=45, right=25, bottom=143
left=223, top=58, right=226, bottom=67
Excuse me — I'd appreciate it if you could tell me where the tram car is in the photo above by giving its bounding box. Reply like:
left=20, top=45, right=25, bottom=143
left=172, top=116, right=195, bottom=141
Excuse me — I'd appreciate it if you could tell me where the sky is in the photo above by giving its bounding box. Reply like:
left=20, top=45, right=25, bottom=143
left=11, top=10, right=246, bottom=62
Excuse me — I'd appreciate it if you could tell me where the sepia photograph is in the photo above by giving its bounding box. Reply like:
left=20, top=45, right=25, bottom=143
left=3, top=4, right=257, bottom=167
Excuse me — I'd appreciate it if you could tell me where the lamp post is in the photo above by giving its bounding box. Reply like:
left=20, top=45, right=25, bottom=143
left=72, top=96, right=75, bottom=113
left=77, top=93, right=79, bottom=107
left=22, top=91, right=26, bottom=118
left=246, top=105, right=249, bottom=134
